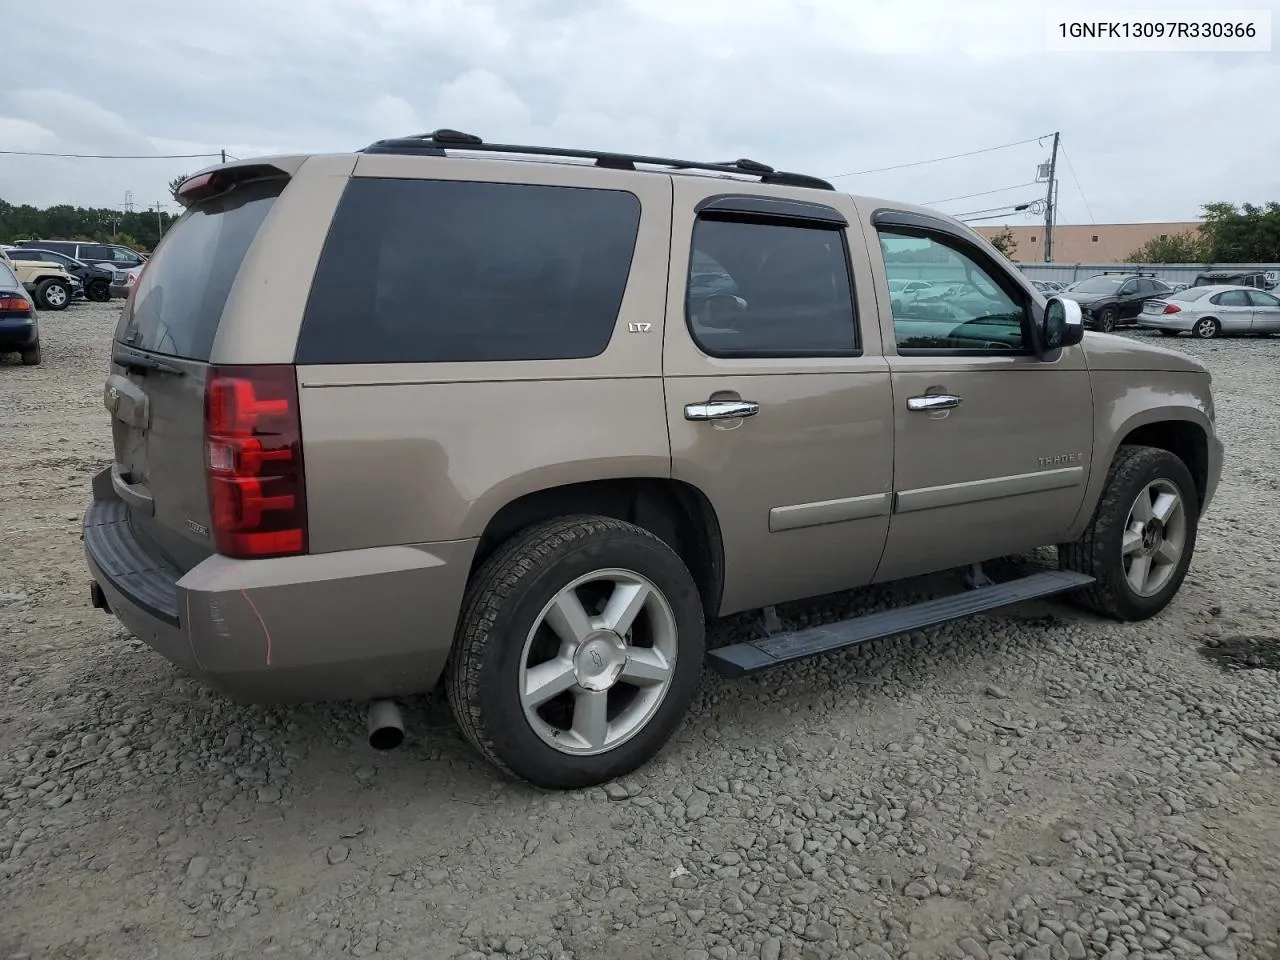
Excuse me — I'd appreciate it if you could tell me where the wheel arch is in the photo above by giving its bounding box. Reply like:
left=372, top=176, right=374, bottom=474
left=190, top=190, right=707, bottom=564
left=470, top=477, right=725, bottom=618
left=1069, top=409, right=1212, bottom=540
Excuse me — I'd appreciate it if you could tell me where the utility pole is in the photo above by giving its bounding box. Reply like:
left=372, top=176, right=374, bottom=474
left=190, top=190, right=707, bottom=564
left=153, top=202, right=165, bottom=240
left=1043, top=131, right=1060, bottom=263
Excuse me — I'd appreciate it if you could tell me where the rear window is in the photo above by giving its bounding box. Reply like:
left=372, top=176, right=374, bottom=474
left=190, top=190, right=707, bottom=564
left=295, top=178, right=642, bottom=364
left=116, top=179, right=284, bottom=360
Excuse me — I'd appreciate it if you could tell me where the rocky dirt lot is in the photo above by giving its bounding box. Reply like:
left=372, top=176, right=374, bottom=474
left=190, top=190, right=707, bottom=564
left=2, top=302, right=1278, bottom=960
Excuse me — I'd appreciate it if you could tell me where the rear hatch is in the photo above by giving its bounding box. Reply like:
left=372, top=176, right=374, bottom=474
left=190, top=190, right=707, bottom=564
left=107, top=172, right=287, bottom=572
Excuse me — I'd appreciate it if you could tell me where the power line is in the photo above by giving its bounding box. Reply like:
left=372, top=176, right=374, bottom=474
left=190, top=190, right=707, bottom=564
left=954, top=200, right=1040, bottom=219
left=826, top=134, right=1052, bottom=180
left=1058, top=144, right=1112, bottom=260
left=924, top=181, right=1042, bottom=206
left=0, top=149, right=223, bottom=159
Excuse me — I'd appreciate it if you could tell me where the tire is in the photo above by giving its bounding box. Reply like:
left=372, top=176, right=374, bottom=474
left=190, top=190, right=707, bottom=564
left=1193, top=317, right=1221, bottom=339
left=20, top=345, right=40, bottom=366
left=87, top=281, right=111, bottom=303
left=1096, top=308, right=1117, bottom=333
left=1059, top=445, right=1198, bottom=621
left=447, top=515, right=705, bottom=789
left=35, top=279, right=70, bottom=311
left=1159, top=329, right=1179, bottom=337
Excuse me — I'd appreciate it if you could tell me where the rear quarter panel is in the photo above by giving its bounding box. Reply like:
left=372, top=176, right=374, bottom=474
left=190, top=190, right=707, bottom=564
left=294, top=158, right=674, bottom=553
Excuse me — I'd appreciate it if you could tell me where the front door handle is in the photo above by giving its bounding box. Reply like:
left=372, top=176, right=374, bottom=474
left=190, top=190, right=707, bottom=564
left=907, top=394, right=962, bottom=412
left=685, top=400, right=760, bottom=421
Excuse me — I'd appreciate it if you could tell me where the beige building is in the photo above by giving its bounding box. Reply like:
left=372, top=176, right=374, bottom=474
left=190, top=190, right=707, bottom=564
left=975, top=222, right=1202, bottom=263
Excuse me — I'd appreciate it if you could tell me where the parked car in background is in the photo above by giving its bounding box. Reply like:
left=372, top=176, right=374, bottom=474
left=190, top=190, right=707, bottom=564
left=1189, top=270, right=1275, bottom=291
left=0, top=245, right=78, bottom=310
left=0, top=255, right=40, bottom=365
left=110, top=263, right=145, bottom=299
left=886, top=278, right=936, bottom=310
left=1060, top=272, right=1174, bottom=332
left=5, top=246, right=118, bottom=302
left=1031, top=280, right=1065, bottom=295
left=82, top=132, right=1221, bottom=789
left=1138, top=284, right=1280, bottom=339
left=14, top=239, right=147, bottom=273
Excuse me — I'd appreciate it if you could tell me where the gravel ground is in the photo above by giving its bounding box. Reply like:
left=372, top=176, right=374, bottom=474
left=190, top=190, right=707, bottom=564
left=2, top=302, right=1278, bottom=960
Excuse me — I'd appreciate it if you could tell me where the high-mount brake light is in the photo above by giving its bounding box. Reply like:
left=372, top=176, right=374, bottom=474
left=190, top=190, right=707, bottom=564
left=203, top=365, right=308, bottom=559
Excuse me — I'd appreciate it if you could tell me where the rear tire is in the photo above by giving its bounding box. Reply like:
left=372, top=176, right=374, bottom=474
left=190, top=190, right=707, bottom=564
left=35, top=279, right=70, bottom=311
left=20, top=345, right=40, bottom=366
left=1193, top=317, right=1221, bottom=339
left=446, top=515, right=705, bottom=789
left=1059, top=446, right=1198, bottom=621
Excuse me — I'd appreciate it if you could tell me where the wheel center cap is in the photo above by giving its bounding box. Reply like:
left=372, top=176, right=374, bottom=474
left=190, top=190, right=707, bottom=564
left=1142, top=520, right=1163, bottom=552
left=574, top=632, right=627, bottom=692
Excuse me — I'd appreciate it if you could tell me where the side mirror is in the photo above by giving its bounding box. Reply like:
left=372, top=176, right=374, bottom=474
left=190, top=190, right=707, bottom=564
left=1042, top=297, right=1084, bottom=351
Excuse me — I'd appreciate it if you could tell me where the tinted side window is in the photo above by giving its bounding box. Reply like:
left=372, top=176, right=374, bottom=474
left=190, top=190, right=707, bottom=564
left=1213, top=290, right=1250, bottom=307
left=78, top=245, right=111, bottom=260
left=1248, top=290, right=1280, bottom=307
left=296, top=179, right=641, bottom=365
left=877, top=229, right=1029, bottom=352
left=685, top=217, right=857, bottom=358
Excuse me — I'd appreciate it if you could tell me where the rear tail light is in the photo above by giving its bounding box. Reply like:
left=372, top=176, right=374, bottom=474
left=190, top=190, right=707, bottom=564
left=1162, top=304, right=1181, bottom=314
left=204, top=365, right=307, bottom=559
left=0, top=293, right=32, bottom=312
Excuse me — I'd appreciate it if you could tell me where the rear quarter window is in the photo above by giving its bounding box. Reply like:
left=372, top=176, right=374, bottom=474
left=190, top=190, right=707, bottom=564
left=116, top=178, right=284, bottom=360
left=295, top=178, right=642, bottom=364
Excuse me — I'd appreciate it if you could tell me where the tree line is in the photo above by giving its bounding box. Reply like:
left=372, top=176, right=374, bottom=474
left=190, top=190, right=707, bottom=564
left=0, top=198, right=179, bottom=254
left=990, top=202, right=1280, bottom=264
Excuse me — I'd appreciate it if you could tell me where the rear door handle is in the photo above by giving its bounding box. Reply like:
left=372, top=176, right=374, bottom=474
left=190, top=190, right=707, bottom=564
left=684, top=400, right=760, bottom=421
left=907, top=394, right=962, bottom=412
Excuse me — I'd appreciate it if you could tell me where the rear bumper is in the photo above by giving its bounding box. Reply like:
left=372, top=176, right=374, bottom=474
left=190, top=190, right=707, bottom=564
left=83, top=471, right=477, bottom=704
left=1137, top=315, right=1195, bottom=332
left=0, top=317, right=38, bottom=348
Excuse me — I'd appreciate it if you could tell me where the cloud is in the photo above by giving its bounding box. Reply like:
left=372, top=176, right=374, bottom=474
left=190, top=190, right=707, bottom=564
left=1, top=0, right=1277, bottom=223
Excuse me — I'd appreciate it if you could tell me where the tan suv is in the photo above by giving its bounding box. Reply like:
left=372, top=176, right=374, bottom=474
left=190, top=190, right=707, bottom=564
left=83, top=130, right=1223, bottom=789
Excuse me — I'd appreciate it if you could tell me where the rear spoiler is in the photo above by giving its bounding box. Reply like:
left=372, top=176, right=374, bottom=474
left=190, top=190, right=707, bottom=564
left=173, top=156, right=307, bottom=208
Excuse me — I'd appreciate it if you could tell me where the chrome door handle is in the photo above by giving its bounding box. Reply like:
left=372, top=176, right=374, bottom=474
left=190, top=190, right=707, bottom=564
left=907, top=394, right=962, bottom=412
left=684, top=400, right=760, bottom=421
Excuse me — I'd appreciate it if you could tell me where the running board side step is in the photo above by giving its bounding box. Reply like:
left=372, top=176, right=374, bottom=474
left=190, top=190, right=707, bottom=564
left=706, top=570, right=1094, bottom=679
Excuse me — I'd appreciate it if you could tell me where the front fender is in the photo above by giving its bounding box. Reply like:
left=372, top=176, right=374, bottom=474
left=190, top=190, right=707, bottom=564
left=1062, top=370, right=1215, bottom=540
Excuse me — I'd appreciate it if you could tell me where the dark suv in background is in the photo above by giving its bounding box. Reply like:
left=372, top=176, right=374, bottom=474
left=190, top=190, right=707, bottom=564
left=6, top=247, right=118, bottom=302
left=1064, top=272, right=1174, bottom=332
left=14, top=239, right=147, bottom=272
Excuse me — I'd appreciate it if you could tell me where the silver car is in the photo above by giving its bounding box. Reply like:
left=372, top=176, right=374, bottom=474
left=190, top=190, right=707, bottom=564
left=1137, top=284, right=1280, bottom=339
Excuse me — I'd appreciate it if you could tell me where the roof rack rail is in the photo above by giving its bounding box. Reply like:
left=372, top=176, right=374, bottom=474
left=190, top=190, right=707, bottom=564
left=1100, top=269, right=1157, bottom=276
left=359, top=129, right=835, bottom=191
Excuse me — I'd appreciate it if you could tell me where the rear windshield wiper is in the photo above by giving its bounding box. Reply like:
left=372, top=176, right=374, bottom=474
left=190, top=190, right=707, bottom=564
left=111, top=347, right=185, bottom=377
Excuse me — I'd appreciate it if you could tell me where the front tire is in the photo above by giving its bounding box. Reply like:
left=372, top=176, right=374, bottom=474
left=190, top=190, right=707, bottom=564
left=1059, top=446, right=1198, bottom=621
left=1096, top=308, right=1117, bottom=333
left=35, top=279, right=70, bottom=311
left=446, top=516, right=705, bottom=789
left=87, top=281, right=111, bottom=303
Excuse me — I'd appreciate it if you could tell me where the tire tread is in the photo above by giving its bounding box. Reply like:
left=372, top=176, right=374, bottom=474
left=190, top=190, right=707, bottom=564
left=446, top=515, right=685, bottom=782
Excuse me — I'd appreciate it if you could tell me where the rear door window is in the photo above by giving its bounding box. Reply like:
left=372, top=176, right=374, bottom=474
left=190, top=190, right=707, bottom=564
left=295, top=178, right=642, bottom=364
left=116, top=178, right=284, bottom=360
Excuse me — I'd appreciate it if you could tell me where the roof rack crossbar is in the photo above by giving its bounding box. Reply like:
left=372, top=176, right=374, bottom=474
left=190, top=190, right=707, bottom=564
left=359, top=130, right=835, bottom=191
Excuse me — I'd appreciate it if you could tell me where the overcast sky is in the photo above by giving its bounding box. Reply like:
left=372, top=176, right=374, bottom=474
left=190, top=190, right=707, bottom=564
left=3, top=0, right=1277, bottom=226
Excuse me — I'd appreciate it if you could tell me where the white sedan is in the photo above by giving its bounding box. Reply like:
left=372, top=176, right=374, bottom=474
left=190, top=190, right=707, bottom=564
left=1136, top=284, right=1280, bottom=339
